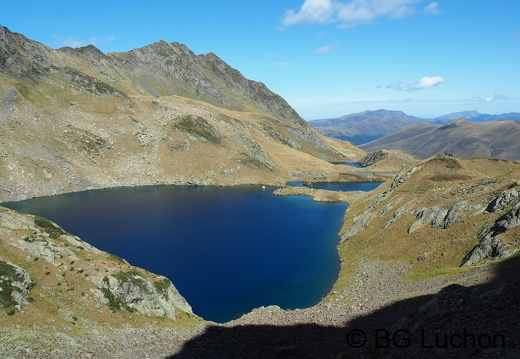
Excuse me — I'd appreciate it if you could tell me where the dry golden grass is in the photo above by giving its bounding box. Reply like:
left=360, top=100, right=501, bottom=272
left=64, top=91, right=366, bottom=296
left=0, top=209, right=202, bottom=332
left=333, top=155, right=520, bottom=293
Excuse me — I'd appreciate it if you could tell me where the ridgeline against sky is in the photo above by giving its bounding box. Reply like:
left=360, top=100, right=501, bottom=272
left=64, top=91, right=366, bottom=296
left=1, top=0, right=519, bottom=119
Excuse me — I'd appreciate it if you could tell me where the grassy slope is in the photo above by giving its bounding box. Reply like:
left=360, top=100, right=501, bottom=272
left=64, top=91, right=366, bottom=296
left=0, top=207, right=201, bottom=333
left=333, top=156, right=520, bottom=295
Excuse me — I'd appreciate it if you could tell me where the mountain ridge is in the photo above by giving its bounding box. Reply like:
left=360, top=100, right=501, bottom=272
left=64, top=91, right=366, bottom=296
left=1, top=24, right=371, bottom=202
left=310, top=108, right=520, bottom=145
left=360, top=118, right=520, bottom=160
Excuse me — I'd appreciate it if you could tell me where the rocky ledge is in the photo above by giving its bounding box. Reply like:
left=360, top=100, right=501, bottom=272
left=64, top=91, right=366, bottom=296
left=0, top=206, right=193, bottom=321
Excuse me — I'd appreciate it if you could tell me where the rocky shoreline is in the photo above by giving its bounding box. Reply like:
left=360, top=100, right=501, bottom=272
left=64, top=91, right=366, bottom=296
left=2, top=157, right=520, bottom=358
left=2, top=256, right=517, bottom=359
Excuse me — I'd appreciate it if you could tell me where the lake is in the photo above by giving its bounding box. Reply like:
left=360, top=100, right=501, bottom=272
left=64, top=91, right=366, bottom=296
left=287, top=181, right=381, bottom=192
left=1, top=183, right=376, bottom=323
left=329, top=161, right=364, bottom=168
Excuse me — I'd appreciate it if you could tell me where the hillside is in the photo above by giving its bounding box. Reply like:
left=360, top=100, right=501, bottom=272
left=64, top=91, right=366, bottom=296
left=3, top=156, right=520, bottom=358
left=311, top=109, right=520, bottom=145
left=0, top=24, right=375, bottom=202
left=430, top=110, right=520, bottom=124
left=360, top=118, right=520, bottom=160
left=2, top=24, right=520, bottom=358
left=310, top=109, right=424, bottom=145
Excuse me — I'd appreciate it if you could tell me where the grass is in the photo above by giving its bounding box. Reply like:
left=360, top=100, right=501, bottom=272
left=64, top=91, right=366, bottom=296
left=405, top=265, right=476, bottom=282
left=174, top=114, right=222, bottom=144
left=34, top=216, right=67, bottom=239
left=63, top=67, right=126, bottom=97
left=431, top=156, right=462, bottom=169
left=430, top=173, right=472, bottom=182
left=0, top=260, right=21, bottom=314
left=100, top=277, right=135, bottom=313
left=154, top=278, right=172, bottom=298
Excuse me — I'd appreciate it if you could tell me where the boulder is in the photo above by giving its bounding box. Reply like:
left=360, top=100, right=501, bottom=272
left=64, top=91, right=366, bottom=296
left=484, top=189, right=519, bottom=213
left=461, top=201, right=520, bottom=266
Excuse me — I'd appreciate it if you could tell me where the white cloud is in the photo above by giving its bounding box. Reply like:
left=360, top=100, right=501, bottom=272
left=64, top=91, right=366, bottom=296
left=282, top=0, right=427, bottom=28
left=283, top=0, right=336, bottom=26
left=424, top=2, right=440, bottom=14
left=386, top=76, right=446, bottom=91
left=314, top=44, right=334, bottom=54
left=472, top=93, right=507, bottom=103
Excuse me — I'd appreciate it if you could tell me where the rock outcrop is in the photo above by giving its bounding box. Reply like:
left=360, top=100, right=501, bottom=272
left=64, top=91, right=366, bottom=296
left=340, top=166, right=421, bottom=242
left=0, top=206, right=192, bottom=319
left=484, top=188, right=519, bottom=213
left=91, top=272, right=192, bottom=320
left=461, top=200, right=520, bottom=266
left=407, top=201, right=471, bottom=234
left=0, top=257, right=34, bottom=314
left=359, top=150, right=388, bottom=167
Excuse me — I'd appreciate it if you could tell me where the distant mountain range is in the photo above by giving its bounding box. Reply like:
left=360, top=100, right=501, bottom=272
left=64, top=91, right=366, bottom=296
left=429, top=110, right=520, bottom=124
left=359, top=118, right=520, bottom=160
left=310, top=109, right=520, bottom=145
left=309, top=109, right=424, bottom=145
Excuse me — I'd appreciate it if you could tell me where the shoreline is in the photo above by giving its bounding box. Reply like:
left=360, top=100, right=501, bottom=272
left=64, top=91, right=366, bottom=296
left=0, top=179, right=364, bottom=323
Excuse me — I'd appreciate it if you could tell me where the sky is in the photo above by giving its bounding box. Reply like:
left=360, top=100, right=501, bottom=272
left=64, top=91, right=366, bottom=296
left=1, top=0, right=519, bottom=120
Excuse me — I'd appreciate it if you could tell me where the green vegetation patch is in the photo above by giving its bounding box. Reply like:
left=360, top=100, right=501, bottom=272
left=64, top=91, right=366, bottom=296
left=112, top=270, right=142, bottom=284
left=63, top=67, right=126, bottom=97
left=430, top=174, right=472, bottom=182
left=34, top=216, right=67, bottom=239
left=108, top=253, right=125, bottom=263
left=101, top=277, right=135, bottom=313
left=15, top=82, right=31, bottom=99
left=0, top=261, right=21, bottom=314
left=431, top=156, right=462, bottom=169
left=174, top=114, right=222, bottom=144
left=154, top=277, right=172, bottom=299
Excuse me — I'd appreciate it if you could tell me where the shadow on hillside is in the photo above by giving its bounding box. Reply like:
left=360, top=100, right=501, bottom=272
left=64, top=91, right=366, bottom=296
left=167, top=256, right=520, bottom=359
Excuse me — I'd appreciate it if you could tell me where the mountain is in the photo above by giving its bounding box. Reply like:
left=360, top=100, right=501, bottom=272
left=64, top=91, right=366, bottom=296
left=0, top=24, right=362, bottom=202
left=429, top=110, right=520, bottom=124
left=4, top=25, right=520, bottom=357
left=311, top=109, right=520, bottom=145
left=310, top=109, right=424, bottom=145
left=3, top=155, right=520, bottom=357
left=360, top=118, right=520, bottom=160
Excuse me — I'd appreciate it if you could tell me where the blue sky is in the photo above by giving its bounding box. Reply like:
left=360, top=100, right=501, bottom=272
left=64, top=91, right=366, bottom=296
left=1, top=1, right=519, bottom=120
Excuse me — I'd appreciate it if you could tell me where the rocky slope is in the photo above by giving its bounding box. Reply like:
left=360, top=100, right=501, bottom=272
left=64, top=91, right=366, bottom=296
left=2, top=24, right=520, bottom=358
left=3, top=156, right=520, bottom=358
left=0, top=206, right=193, bottom=320
left=0, top=24, right=360, bottom=202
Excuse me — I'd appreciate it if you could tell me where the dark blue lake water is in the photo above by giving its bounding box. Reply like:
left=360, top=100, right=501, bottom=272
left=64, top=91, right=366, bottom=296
left=288, top=181, right=381, bottom=192
left=1, top=184, right=373, bottom=323
left=346, top=161, right=364, bottom=168
left=329, top=161, right=364, bottom=168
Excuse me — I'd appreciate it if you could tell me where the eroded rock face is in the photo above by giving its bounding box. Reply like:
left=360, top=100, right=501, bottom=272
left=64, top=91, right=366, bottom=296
left=359, top=150, right=388, bottom=167
left=0, top=207, right=193, bottom=319
left=485, top=189, right=520, bottom=213
left=340, top=210, right=374, bottom=242
left=461, top=201, right=520, bottom=266
left=0, top=257, right=34, bottom=313
left=407, top=201, right=470, bottom=234
left=91, top=272, right=192, bottom=320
